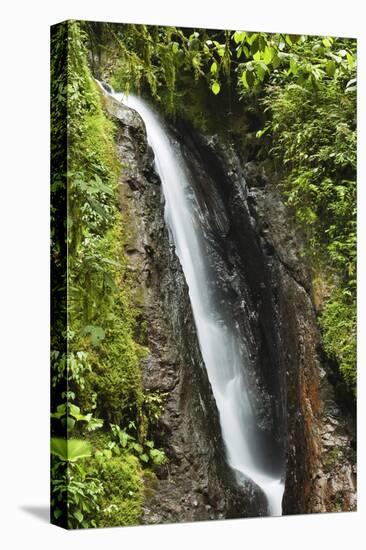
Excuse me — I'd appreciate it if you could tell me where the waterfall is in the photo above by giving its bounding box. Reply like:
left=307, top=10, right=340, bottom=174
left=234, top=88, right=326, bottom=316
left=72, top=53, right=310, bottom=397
left=103, top=82, right=284, bottom=516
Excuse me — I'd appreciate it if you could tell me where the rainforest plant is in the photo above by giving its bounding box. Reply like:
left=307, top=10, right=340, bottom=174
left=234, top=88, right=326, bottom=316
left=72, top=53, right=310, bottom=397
left=51, top=20, right=167, bottom=528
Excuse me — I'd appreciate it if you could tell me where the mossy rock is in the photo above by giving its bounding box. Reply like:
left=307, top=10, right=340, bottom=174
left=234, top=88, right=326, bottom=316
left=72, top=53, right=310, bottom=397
left=97, top=454, right=143, bottom=527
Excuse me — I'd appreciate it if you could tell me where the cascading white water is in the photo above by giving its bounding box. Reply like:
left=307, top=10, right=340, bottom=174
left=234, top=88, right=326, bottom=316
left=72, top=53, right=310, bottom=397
left=108, top=85, right=284, bottom=516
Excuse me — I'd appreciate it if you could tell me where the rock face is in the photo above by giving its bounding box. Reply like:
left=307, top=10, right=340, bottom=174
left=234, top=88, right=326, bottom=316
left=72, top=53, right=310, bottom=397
left=179, top=126, right=356, bottom=514
left=246, top=181, right=356, bottom=514
left=102, top=91, right=356, bottom=522
left=104, top=93, right=267, bottom=523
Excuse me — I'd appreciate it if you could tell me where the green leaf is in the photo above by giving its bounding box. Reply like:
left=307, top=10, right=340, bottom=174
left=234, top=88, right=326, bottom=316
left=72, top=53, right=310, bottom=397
left=322, top=38, right=332, bottom=48
left=139, top=453, right=149, bottom=463
left=326, top=60, right=336, bottom=77
left=346, top=52, right=354, bottom=69
left=263, top=46, right=274, bottom=65
left=74, top=510, right=84, bottom=523
left=285, top=34, right=293, bottom=46
left=117, top=429, right=131, bottom=448
left=51, top=404, right=66, bottom=419
left=256, top=61, right=268, bottom=82
left=54, top=508, right=63, bottom=520
left=82, top=325, right=106, bottom=346
left=51, top=438, right=92, bottom=462
left=346, top=78, right=357, bottom=89
left=246, top=33, right=257, bottom=46
left=241, top=70, right=255, bottom=89
left=256, top=125, right=270, bottom=139
left=192, top=54, right=201, bottom=69
left=210, top=61, right=218, bottom=74
left=66, top=416, right=76, bottom=431
left=131, top=442, right=143, bottom=453
left=289, top=57, right=298, bottom=75
left=233, top=31, right=246, bottom=44
left=253, top=50, right=261, bottom=61
left=86, top=417, right=104, bottom=432
left=272, top=55, right=281, bottom=69
left=211, top=81, right=220, bottom=95
left=149, top=448, right=167, bottom=465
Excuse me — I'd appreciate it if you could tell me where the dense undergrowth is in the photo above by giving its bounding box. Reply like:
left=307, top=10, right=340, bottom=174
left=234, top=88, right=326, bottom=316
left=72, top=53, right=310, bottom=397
left=264, top=79, right=356, bottom=394
left=51, top=21, right=166, bottom=529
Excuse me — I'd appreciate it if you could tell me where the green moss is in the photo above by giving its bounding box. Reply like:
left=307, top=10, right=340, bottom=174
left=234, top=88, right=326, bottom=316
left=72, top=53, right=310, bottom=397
left=51, top=21, right=149, bottom=529
left=264, top=79, right=356, bottom=398
left=320, top=289, right=356, bottom=394
left=96, top=454, right=143, bottom=527
left=142, top=469, right=160, bottom=498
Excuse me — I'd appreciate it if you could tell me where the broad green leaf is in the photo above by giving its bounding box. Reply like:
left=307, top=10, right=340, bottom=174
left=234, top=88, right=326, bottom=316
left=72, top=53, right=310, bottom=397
left=246, top=33, right=257, bottom=46
left=51, top=438, right=92, bottom=462
left=69, top=403, right=81, bottom=416
left=74, top=510, right=83, bottom=523
left=272, top=55, right=281, bottom=69
left=82, top=325, right=106, bottom=346
left=263, top=46, right=274, bottom=65
left=131, top=442, right=143, bottom=453
left=192, top=55, right=201, bottom=69
left=118, top=429, right=131, bottom=448
left=51, top=404, right=66, bottom=419
left=346, top=52, right=354, bottom=68
left=210, top=61, right=218, bottom=74
left=241, top=70, right=255, bottom=89
left=285, top=34, right=293, bottom=46
left=256, top=62, right=267, bottom=82
left=233, top=31, right=246, bottom=44
left=211, top=81, right=220, bottom=95
left=66, top=416, right=76, bottom=431
left=253, top=50, right=261, bottom=61
left=326, top=60, right=336, bottom=77
left=54, top=508, right=63, bottom=520
left=251, top=37, right=259, bottom=55
left=290, top=57, right=298, bottom=74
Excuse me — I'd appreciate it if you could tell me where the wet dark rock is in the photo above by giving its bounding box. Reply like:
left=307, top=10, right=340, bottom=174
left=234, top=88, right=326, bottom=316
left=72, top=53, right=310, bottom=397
left=244, top=161, right=268, bottom=188
left=102, top=90, right=356, bottom=521
left=103, top=92, right=268, bottom=523
left=175, top=120, right=356, bottom=514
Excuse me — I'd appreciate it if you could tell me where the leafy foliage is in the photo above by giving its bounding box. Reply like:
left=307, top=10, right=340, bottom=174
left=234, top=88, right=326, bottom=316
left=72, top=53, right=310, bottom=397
left=262, top=67, right=356, bottom=395
left=51, top=21, right=167, bottom=529
left=51, top=457, right=104, bottom=528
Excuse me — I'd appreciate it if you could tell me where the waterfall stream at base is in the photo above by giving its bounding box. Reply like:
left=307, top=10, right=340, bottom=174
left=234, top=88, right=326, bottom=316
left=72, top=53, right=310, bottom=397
left=109, top=87, right=284, bottom=516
